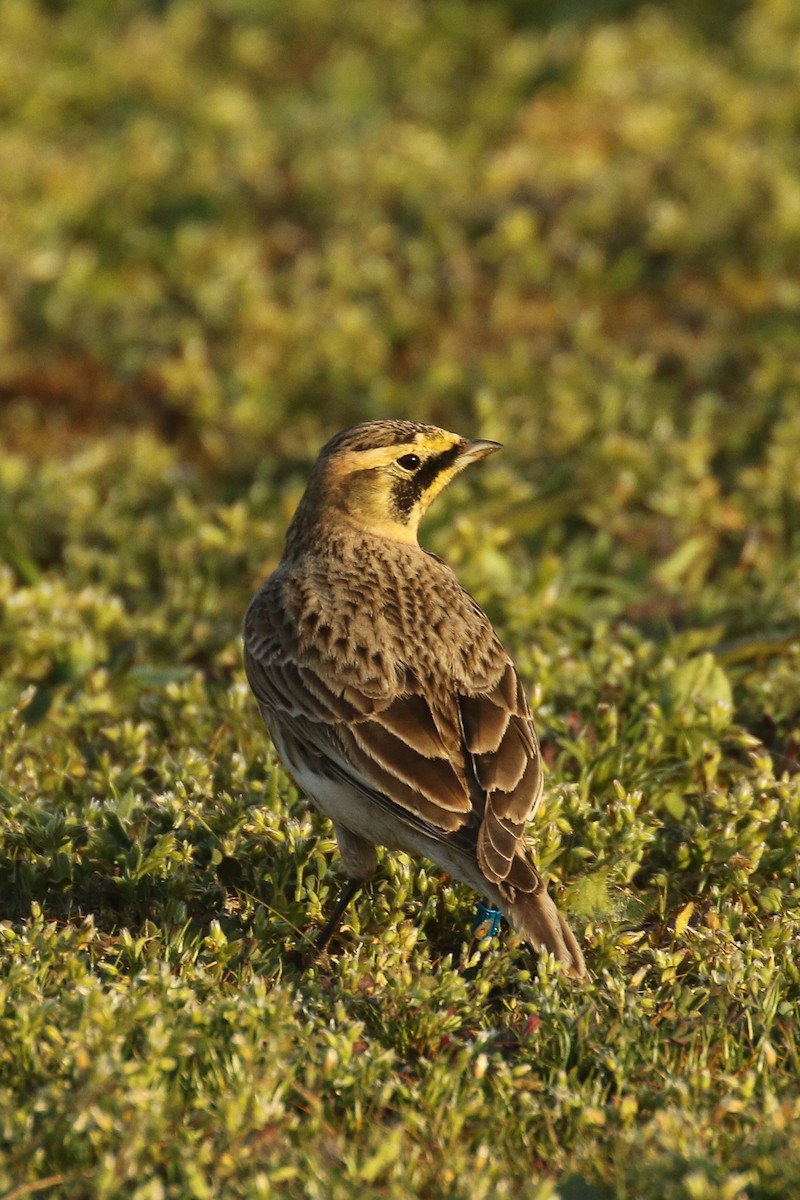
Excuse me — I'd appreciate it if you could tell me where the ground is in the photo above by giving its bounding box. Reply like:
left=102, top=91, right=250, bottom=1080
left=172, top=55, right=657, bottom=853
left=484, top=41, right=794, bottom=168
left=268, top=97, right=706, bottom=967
left=1, top=1, right=799, bottom=1197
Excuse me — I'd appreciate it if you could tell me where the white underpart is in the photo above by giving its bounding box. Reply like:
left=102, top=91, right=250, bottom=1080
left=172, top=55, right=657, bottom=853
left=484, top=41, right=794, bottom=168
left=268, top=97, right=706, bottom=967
left=288, top=759, right=502, bottom=904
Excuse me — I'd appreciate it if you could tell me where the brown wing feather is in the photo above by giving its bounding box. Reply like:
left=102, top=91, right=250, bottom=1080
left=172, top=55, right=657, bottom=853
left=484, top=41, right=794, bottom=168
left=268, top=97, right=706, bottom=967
left=244, top=578, right=474, bottom=836
left=459, top=665, right=544, bottom=888
left=345, top=719, right=470, bottom=813
left=245, top=564, right=543, bottom=890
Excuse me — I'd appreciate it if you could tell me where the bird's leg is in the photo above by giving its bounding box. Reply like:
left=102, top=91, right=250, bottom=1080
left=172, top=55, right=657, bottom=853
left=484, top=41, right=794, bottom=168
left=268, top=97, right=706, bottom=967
left=314, top=877, right=362, bottom=953
left=312, top=823, right=376, bottom=954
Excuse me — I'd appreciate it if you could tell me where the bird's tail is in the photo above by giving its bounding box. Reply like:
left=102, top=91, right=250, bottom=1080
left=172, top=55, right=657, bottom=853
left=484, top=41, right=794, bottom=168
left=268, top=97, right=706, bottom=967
left=502, top=884, right=586, bottom=980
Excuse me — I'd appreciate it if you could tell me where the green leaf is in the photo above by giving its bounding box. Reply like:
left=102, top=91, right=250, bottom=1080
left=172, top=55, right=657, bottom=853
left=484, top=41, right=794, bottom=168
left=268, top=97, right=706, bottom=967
left=663, top=652, right=733, bottom=713
left=663, top=791, right=688, bottom=820
left=0, top=680, right=24, bottom=711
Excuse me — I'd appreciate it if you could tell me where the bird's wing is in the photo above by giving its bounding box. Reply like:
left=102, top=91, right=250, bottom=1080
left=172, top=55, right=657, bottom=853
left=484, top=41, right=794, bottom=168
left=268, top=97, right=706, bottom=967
left=244, top=585, right=474, bottom=837
left=458, top=659, right=544, bottom=886
left=244, top=583, right=543, bottom=882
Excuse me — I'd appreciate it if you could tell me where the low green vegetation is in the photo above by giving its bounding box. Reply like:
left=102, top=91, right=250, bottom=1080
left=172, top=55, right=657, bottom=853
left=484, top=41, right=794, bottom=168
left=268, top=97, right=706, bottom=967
left=1, top=1, right=799, bottom=1196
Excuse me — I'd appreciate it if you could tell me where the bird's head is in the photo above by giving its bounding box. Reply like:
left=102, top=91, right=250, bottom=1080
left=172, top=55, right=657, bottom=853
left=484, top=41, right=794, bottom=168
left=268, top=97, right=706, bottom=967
left=290, top=420, right=501, bottom=547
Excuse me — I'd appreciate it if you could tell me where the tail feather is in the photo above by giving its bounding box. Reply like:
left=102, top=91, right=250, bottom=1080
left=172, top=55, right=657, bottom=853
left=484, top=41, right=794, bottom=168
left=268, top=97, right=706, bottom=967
left=503, top=885, right=587, bottom=980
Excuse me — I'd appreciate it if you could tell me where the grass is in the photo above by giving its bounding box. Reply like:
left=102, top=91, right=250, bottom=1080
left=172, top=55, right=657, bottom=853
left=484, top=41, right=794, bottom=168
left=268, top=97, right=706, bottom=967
left=1, top=0, right=800, bottom=1196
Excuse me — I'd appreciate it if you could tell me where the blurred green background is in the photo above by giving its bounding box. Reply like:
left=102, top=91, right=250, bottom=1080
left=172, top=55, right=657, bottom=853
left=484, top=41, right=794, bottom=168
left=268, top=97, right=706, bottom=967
left=1, top=1, right=800, bottom=1197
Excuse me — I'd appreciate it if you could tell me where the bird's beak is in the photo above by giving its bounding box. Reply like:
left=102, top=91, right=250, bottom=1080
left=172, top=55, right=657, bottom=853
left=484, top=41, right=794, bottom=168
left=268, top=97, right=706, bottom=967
left=458, top=438, right=503, bottom=465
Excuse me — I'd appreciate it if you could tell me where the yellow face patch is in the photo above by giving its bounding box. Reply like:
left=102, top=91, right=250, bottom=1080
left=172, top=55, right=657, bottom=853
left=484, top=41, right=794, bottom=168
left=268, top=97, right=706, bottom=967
left=323, top=430, right=469, bottom=544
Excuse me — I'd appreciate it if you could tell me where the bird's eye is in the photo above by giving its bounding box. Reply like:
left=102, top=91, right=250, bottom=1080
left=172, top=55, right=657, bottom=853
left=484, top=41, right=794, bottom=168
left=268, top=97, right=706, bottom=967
left=397, top=454, right=421, bottom=472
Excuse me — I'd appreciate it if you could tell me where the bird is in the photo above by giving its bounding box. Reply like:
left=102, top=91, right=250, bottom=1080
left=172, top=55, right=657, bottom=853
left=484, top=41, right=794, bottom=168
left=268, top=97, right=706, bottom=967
left=243, top=419, right=586, bottom=978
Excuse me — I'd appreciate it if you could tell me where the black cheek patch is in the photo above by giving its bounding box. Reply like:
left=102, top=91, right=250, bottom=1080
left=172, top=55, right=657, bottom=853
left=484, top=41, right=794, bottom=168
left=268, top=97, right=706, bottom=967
left=390, top=443, right=463, bottom=521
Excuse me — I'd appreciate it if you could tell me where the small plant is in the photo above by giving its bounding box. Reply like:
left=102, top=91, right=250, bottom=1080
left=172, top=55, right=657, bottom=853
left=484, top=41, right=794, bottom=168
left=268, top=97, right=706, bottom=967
left=1, top=1, right=799, bottom=1196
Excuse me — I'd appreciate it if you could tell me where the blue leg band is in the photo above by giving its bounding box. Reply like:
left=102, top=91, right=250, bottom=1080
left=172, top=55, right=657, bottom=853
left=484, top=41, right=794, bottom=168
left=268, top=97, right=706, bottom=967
left=472, top=901, right=503, bottom=938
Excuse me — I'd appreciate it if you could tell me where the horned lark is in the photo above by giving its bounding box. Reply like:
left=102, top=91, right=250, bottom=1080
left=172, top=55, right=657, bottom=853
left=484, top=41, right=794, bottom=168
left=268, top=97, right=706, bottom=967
left=244, top=420, right=586, bottom=978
